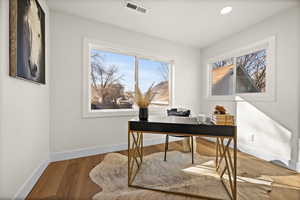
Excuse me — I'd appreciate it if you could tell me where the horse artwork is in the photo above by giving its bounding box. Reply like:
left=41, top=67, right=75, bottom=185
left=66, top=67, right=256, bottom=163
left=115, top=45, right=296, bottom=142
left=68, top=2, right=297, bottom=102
left=10, top=0, right=45, bottom=84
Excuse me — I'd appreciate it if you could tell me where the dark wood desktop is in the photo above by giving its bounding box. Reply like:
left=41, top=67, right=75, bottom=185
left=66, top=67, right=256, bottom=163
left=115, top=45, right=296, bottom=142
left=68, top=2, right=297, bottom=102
left=128, top=116, right=237, bottom=200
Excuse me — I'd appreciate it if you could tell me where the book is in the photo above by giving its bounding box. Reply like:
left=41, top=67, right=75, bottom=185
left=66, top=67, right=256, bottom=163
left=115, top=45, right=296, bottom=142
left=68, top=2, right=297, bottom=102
left=212, top=114, right=234, bottom=125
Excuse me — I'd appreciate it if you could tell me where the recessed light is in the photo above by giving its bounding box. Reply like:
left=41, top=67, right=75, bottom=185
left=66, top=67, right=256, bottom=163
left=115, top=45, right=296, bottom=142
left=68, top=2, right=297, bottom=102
left=220, top=6, right=232, bottom=15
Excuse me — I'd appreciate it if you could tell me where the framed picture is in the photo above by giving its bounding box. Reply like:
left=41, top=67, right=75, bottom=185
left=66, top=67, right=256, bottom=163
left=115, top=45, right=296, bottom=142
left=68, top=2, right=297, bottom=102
left=9, top=0, right=46, bottom=84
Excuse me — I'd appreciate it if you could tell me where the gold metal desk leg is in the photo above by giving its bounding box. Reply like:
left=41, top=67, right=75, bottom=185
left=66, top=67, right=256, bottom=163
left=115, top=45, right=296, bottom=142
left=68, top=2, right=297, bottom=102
left=128, top=130, right=143, bottom=186
left=127, top=129, right=237, bottom=200
left=128, top=129, right=131, bottom=186
left=233, top=128, right=237, bottom=200
left=216, top=135, right=237, bottom=200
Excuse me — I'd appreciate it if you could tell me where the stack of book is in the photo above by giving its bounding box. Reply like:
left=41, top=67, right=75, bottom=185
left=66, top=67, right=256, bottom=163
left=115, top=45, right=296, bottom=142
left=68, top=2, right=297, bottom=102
left=212, top=114, right=234, bottom=126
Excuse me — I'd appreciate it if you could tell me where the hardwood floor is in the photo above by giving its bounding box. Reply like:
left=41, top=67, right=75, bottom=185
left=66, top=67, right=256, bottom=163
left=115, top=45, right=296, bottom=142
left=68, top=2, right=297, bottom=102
left=26, top=138, right=300, bottom=200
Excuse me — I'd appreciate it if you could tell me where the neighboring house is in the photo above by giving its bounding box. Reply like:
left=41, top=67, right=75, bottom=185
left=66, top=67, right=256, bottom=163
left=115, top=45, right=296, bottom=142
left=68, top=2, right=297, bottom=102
left=212, top=64, right=260, bottom=95
left=212, top=64, right=234, bottom=95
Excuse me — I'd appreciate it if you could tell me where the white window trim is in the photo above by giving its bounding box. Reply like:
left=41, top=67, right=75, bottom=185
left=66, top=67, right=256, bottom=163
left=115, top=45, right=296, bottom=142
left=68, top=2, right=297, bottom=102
left=83, top=38, right=174, bottom=118
left=206, top=36, right=276, bottom=102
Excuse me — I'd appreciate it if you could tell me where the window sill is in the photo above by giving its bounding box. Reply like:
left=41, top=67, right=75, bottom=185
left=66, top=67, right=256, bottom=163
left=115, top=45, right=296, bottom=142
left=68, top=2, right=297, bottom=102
left=83, top=107, right=168, bottom=119
left=83, top=109, right=138, bottom=118
left=205, top=93, right=276, bottom=102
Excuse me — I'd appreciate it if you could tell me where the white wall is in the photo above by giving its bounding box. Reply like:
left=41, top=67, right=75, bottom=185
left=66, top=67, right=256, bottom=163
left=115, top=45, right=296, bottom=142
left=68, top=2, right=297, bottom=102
left=50, top=11, right=201, bottom=155
left=0, top=0, right=50, bottom=198
left=200, top=7, right=300, bottom=171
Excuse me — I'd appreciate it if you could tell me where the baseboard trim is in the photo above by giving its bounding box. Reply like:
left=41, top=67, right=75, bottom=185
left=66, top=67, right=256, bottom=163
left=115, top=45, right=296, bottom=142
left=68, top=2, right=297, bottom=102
left=12, top=136, right=300, bottom=200
left=236, top=141, right=299, bottom=172
left=296, top=162, right=300, bottom=173
left=201, top=137, right=299, bottom=172
left=238, top=142, right=291, bottom=166
left=13, top=159, right=49, bottom=200
left=290, top=160, right=300, bottom=173
left=50, top=137, right=183, bottom=162
left=13, top=137, right=183, bottom=199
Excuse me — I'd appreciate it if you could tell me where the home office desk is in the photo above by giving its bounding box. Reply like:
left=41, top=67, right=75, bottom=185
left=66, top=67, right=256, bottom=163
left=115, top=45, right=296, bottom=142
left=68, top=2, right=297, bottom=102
left=128, top=116, right=237, bottom=200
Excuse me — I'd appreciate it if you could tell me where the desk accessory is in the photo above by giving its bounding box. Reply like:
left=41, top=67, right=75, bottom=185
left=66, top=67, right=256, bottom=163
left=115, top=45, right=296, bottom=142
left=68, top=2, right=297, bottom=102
left=134, top=84, right=155, bottom=121
left=212, top=105, right=234, bottom=125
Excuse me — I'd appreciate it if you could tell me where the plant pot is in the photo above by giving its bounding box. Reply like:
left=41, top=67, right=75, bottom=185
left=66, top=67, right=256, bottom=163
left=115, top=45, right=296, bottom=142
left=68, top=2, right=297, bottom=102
left=139, top=107, right=148, bottom=121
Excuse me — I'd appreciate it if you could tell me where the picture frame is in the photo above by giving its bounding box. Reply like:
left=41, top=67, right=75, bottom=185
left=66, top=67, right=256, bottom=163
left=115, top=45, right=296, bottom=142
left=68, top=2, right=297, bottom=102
left=9, top=0, right=46, bottom=84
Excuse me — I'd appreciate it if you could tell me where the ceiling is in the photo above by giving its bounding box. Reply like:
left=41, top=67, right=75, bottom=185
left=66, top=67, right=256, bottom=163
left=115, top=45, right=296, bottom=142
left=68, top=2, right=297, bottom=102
left=47, top=0, right=300, bottom=48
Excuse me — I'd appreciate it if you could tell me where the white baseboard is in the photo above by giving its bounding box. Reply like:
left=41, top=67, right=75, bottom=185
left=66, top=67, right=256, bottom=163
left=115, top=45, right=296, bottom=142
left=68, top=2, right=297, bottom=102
left=296, top=162, right=300, bottom=173
left=289, top=160, right=300, bottom=173
left=235, top=142, right=300, bottom=172
left=13, top=159, right=50, bottom=200
left=13, top=137, right=183, bottom=199
left=201, top=137, right=299, bottom=172
left=50, top=137, right=183, bottom=162
left=12, top=136, right=300, bottom=200
left=238, top=142, right=291, bottom=166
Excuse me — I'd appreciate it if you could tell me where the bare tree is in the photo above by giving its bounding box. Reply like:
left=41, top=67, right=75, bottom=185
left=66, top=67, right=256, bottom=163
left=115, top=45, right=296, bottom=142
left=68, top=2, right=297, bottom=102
left=237, top=50, right=266, bottom=91
left=213, top=59, right=234, bottom=69
left=91, top=53, right=124, bottom=104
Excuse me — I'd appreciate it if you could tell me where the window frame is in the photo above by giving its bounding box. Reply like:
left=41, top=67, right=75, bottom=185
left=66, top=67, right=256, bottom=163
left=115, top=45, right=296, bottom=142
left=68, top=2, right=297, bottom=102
left=83, top=38, right=174, bottom=118
left=206, top=36, right=276, bottom=102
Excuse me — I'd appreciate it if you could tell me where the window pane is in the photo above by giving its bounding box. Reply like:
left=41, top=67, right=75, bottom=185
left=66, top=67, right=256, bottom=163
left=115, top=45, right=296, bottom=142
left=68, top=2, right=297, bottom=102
left=90, top=49, right=134, bottom=110
left=211, top=58, right=234, bottom=96
left=236, top=49, right=266, bottom=93
left=138, top=58, right=170, bottom=106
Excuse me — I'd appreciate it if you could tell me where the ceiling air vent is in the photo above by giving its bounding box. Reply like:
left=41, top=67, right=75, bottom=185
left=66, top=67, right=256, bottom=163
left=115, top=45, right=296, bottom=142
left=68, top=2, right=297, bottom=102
left=125, top=1, right=147, bottom=14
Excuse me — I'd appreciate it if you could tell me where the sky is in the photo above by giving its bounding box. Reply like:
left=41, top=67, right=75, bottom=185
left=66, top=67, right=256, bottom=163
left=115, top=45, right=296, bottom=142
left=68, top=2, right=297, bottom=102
left=91, top=49, right=169, bottom=93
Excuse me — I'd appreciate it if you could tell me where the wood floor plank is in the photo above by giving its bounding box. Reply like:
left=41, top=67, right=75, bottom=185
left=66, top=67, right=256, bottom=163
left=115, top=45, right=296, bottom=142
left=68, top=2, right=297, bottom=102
left=56, top=158, right=86, bottom=199
left=26, top=138, right=300, bottom=200
left=270, top=187, right=300, bottom=200
left=77, top=154, right=105, bottom=199
left=26, top=160, right=69, bottom=200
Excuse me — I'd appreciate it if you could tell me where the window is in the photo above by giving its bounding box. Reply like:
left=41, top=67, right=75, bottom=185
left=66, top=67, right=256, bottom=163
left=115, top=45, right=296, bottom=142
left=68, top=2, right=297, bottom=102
left=83, top=39, right=173, bottom=117
left=207, top=36, right=275, bottom=101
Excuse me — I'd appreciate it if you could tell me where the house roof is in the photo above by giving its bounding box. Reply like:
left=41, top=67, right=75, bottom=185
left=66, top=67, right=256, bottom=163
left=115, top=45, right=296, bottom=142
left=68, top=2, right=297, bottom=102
left=212, top=64, right=234, bottom=85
